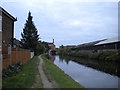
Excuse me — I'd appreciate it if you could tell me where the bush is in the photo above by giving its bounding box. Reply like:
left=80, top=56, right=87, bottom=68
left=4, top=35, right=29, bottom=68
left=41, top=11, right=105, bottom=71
left=58, top=47, right=120, bottom=62
left=105, top=51, right=120, bottom=62
left=89, top=53, right=99, bottom=60
left=98, top=51, right=114, bottom=61
left=2, top=62, right=23, bottom=78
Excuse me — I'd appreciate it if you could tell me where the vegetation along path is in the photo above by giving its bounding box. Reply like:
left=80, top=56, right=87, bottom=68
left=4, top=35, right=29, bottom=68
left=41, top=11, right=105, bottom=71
left=38, top=56, right=56, bottom=88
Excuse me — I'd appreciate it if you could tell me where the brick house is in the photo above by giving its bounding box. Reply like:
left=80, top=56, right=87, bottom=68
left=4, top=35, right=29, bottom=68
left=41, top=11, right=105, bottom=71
left=48, top=39, right=55, bottom=50
left=0, top=11, right=1, bottom=88
left=47, top=39, right=56, bottom=55
left=0, top=7, right=17, bottom=58
left=0, top=7, right=31, bottom=69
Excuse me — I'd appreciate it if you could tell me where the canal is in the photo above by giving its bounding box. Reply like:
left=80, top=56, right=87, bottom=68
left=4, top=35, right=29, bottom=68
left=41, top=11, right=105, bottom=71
left=48, top=55, right=120, bottom=88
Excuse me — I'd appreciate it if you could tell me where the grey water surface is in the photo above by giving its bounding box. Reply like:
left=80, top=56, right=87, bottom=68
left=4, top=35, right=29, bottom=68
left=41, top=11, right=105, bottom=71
left=52, top=56, right=119, bottom=88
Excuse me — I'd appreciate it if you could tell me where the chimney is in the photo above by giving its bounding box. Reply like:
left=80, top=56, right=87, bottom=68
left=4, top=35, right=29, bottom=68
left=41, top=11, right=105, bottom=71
left=53, top=39, right=54, bottom=44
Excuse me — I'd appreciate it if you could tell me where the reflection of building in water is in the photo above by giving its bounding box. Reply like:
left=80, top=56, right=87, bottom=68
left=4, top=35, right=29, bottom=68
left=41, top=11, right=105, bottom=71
left=49, top=55, right=55, bottom=63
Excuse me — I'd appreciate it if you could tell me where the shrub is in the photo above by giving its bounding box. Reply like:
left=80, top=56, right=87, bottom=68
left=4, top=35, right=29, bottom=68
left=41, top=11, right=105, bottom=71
left=58, top=47, right=120, bottom=62
left=2, top=62, right=23, bottom=78
left=98, top=51, right=114, bottom=61
left=105, top=51, right=120, bottom=62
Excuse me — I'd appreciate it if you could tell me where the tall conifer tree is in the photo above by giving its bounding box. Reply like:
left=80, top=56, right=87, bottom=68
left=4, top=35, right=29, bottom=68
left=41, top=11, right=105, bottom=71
left=21, top=12, right=39, bottom=54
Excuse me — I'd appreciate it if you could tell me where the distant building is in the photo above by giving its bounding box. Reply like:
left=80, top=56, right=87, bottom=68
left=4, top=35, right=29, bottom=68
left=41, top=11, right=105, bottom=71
left=65, top=45, right=77, bottom=48
left=72, top=37, right=120, bottom=51
left=77, top=39, right=106, bottom=47
left=48, top=39, right=55, bottom=50
left=47, top=39, right=56, bottom=55
left=95, top=37, right=120, bottom=50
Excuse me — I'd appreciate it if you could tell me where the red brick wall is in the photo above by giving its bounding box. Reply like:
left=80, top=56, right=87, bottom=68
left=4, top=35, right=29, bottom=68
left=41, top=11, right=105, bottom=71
left=0, top=32, right=2, bottom=55
left=48, top=43, right=55, bottom=49
left=2, top=12, right=14, bottom=46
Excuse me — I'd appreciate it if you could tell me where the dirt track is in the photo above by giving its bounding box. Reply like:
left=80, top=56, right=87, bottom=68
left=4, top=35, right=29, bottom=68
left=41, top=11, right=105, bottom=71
left=38, top=56, right=54, bottom=88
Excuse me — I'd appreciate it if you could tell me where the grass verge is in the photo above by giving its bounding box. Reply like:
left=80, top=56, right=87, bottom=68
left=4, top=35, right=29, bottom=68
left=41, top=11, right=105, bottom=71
left=41, top=55, right=84, bottom=88
left=2, top=56, right=43, bottom=88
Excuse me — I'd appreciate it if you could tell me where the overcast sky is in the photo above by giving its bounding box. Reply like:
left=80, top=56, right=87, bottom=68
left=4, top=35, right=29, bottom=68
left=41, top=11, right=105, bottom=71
left=0, top=0, right=118, bottom=47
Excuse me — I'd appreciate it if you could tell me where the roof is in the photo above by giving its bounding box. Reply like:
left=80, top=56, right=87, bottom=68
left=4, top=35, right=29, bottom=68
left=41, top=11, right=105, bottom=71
left=65, top=45, right=76, bottom=48
left=77, top=39, right=106, bottom=47
left=0, top=7, right=17, bottom=21
left=66, top=45, right=76, bottom=47
left=48, top=43, right=54, bottom=44
left=95, top=37, right=120, bottom=45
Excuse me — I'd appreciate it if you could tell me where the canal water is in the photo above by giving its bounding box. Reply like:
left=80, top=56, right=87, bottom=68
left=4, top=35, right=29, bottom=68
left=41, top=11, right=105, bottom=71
left=49, top=55, right=120, bottom=88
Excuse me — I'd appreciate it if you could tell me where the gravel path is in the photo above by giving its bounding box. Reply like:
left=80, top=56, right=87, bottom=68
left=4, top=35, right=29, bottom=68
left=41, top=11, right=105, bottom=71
left=38, top=56, right=54, bottom=88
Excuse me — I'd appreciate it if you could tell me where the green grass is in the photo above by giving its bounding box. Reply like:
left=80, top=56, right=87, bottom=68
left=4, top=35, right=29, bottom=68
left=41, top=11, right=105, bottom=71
left=41, top=55, right=84, bottom=88
left=2, top=56, right=42, bottom=88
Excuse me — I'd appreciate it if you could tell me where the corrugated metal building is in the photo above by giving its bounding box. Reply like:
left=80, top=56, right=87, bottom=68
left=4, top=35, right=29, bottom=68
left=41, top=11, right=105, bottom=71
left=95, top=37, right=120, bottom=50
left=72, top=37, right=120, bottom=51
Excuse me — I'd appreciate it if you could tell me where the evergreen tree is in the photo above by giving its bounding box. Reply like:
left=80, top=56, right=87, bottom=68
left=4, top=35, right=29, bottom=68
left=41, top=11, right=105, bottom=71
left=20, top=11, right=39, bottom=55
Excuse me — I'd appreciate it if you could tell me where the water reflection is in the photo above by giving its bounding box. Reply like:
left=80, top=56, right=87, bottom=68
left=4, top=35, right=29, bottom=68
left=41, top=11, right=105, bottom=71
left=47, top=54, right=55, bottom=63
left=59, top=55, right=120, bottom=77
left=53, top=55, right=119, bottom=88
left=58, top=55, right=70, bottom=64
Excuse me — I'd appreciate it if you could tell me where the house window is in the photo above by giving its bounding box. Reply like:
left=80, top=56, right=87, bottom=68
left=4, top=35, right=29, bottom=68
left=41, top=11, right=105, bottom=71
left=0, top=16, right=2, bottom=32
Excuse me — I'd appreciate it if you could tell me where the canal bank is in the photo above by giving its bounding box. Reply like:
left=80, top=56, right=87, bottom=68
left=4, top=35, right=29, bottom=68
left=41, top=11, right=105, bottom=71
left=58, top=55, right=120, bottom=77
left=58, top=46, right=120, bottom=62
left=41, top=55, right=84, bottom=88
left=49, top=55, right=119, bottom=88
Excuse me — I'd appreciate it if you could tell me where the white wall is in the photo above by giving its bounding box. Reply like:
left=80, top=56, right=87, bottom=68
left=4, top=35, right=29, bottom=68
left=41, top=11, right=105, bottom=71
left=30, top=52, right=34, bottom=59
left=0, top=15, right=2, bottom=90
left=0, top=16, right=2, bottom=32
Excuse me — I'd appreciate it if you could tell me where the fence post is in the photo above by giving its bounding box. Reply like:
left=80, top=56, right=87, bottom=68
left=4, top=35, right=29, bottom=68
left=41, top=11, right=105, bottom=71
left=21, top=48, right=22, bottom=64
left=16, top=48, right=18, bottom=64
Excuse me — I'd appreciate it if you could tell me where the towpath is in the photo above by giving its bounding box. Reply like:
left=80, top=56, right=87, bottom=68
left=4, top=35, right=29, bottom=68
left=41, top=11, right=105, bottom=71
left=38, top=56, right=54, bottom=88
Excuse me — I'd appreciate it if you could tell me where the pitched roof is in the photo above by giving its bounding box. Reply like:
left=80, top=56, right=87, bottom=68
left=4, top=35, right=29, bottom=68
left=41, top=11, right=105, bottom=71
left=77, top=39, right=106, bottom=47
left=0, top=7, right=17, bottom=21
left=95, top=37, right=120, bottom=45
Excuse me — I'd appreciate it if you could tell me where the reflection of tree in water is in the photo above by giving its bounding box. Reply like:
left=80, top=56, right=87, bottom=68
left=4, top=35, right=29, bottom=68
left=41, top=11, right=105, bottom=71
left=59, top=55, right=71, bottom=64
left=59, top=55, right=120, bottom=77
left=59, top=55, right=64, bottom=63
